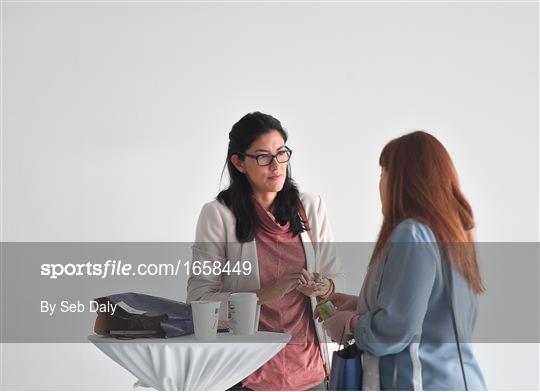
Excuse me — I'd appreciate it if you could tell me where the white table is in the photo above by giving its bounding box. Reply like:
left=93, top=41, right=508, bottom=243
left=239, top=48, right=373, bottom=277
left=89, top=332, right=291, bottom=391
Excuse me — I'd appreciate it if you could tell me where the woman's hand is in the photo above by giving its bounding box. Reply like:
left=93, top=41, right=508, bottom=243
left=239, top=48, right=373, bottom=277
left=274, top=268, right=309, bottom=295
left=296, top=272, right=332, bottom=297
left=322, top=310, right=357, bottom=344
left=257, top=268, right=308, bottom=304
left=328, top=292, right=358, bottom=312
left=314, top=292, right=357, bottom=322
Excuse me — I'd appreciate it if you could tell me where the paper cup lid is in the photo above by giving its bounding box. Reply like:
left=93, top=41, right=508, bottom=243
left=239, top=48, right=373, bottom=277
left=229, top=292, right=258, bottom=301
left=191, top=300, right=221, bottom=305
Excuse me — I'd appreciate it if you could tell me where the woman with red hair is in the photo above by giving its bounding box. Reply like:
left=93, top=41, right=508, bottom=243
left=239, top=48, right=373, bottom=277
left=322, top=131, right=487, bottom=390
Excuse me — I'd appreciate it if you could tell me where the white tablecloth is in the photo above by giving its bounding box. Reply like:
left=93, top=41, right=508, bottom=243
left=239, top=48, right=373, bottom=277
left=89, top=332, right=291, bottom=391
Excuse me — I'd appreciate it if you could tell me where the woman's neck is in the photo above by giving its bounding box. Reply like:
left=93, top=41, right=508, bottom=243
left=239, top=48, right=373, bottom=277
left=253, top=192, right=277, bottom=212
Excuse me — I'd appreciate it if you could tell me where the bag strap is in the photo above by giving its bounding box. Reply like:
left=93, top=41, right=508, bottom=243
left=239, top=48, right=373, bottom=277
left=337, top=324, right=348, bottom=350
left=441, top=255, right=469, bottom=391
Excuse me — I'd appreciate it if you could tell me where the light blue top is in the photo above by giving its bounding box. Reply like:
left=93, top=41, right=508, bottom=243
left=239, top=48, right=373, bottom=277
left=354, top=219, right=487, bottom=390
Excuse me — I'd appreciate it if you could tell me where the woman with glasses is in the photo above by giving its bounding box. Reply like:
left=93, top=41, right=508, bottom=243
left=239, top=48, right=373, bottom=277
left=320, top=131, right=487, bottom=390
left=187, top=112, right=345, bottom=391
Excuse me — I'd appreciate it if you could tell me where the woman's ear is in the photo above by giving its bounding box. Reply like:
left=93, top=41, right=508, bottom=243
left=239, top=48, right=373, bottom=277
left=231, top=154, right=246, bottom=174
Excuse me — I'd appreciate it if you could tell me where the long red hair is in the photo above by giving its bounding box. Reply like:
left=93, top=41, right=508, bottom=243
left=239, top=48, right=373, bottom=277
left=372, top=131, right=484, bottom=293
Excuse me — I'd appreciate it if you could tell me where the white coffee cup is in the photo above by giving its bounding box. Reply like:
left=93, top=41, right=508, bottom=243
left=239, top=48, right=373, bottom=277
left=229, top=293, right=258, bottom=335
left=191, top=301, right=221, bottom=340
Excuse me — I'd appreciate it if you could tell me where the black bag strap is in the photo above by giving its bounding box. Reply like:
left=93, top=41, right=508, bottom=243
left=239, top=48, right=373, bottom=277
left=337, top=325, right=348, bottom=351
left=441, top=256, right=469, bottom=391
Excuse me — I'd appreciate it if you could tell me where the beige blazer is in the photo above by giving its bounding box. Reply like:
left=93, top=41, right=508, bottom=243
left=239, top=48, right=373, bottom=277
left=187, top=192, right=346, bottom=370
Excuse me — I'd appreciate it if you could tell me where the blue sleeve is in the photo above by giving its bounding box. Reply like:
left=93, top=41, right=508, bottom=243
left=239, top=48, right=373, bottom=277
left=354, top=221, right=440, bottom=356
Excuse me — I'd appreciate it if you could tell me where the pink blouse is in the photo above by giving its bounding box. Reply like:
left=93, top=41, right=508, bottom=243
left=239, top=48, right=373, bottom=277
left=242, top=199, right=325, bottom=390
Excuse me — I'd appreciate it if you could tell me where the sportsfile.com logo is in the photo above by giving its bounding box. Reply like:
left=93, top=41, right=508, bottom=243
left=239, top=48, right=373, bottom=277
left=40, top=259, right=253, bottom=279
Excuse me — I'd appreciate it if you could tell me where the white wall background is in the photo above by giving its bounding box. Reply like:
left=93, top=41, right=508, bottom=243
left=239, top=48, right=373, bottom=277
left=1, top=1, right=538, bottom=390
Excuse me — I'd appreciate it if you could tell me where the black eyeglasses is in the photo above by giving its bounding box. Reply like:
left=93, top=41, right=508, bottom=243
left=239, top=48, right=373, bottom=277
left=238, top=147, right=293, bottom=166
